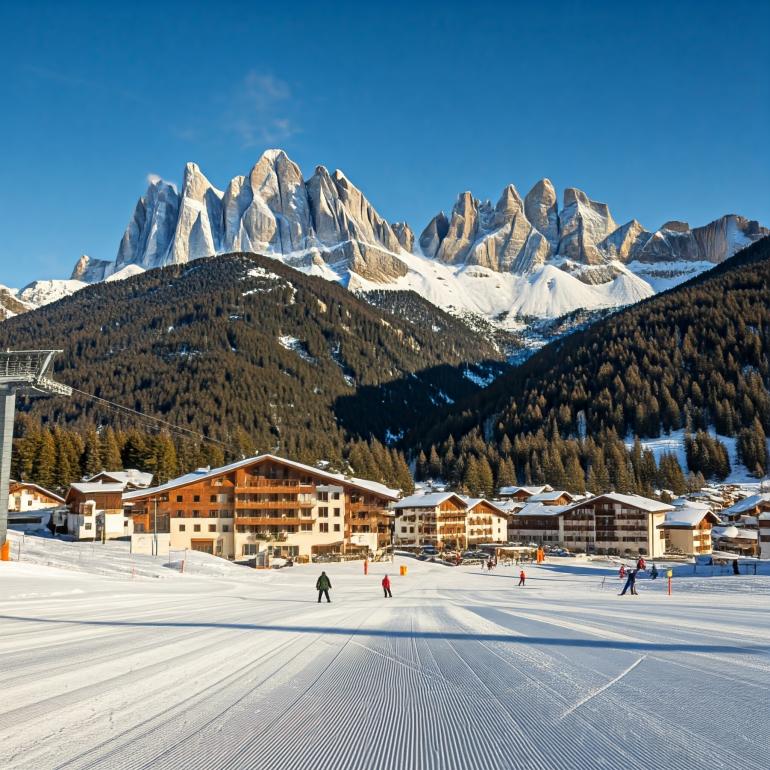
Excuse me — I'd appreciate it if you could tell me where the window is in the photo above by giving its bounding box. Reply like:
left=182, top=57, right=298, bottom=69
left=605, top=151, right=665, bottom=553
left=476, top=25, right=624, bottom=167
left=319, top=522, right=329, bottom=533
left=222, top=524, right=230, bottom=532
left=333, top=523, right=340, bottom=532
left=318, top=492, right=329, bottom=502
left=192, top=510, right=200, bottom=518
left=179, top=524, right=186, bottom=532
left=176, top=510, right=183, bottom=516
left=176, top=495, right=183, bottom=502
left=193, top=495, right=200, bottom=502
left=210, top=495, right=217, bottom=503
left=209, top=524, right=216, bottom=533
left=333, top=507, right=341, bottom=516
left=319, top=507, right=328, bottom=517
left=332, top=491, right=340, bottom=500
left=300, top=523, right=312, bottom=531
left=194, top=524, right=201, bottom=532
left=84, top=523, right=92, bottom=530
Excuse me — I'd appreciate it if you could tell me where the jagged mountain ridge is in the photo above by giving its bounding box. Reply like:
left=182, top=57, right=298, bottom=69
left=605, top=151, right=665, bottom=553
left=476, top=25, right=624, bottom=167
left=7, top=149, right=767, bottom=326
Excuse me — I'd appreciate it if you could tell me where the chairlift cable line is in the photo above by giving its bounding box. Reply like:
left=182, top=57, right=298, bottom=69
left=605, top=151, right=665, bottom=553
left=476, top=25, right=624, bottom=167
left=64, top=385, right=239, bottom=456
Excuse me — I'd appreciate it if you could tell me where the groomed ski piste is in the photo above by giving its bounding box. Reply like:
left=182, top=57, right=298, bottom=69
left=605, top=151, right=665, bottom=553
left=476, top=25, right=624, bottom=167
left=1, top=535, right=769, bottom=770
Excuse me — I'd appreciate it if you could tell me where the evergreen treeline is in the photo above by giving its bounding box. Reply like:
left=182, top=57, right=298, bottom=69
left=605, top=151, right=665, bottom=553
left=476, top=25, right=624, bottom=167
left=12, top=413, right=415, bottom=495
left=415, top=425, right=701, bottom=498
left=0, top=253, right=504, bottom=489
left=411, top=236, right=770, bottom=488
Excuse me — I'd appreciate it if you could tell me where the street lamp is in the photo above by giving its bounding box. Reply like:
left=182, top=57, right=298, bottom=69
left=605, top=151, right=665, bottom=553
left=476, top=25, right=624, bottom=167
left=0, top=351, right=72, bottom=556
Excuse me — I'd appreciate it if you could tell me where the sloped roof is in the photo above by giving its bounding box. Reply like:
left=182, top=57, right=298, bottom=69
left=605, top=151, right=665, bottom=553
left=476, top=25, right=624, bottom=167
left=566, top=492, right=674, bottom=514
left=713, top=526, right=758, bottom=540
left=123, top=454, right=400, bottom=502
left=461, top=497, right=509, bottom=516
left=659, top=508, right=720, bottom=529
left=9, top=481, right=65, bottom=503
left=514, top=502, right=570, bottom=518
left=69, top=482, right=125, bottom=495
left=722, top=493, right=770, bottom=516
left=528, top=490, right=574, bottom=503
left=87, top=469, right=154, bottom=488
left=393, top=492, right=465, bottom=509
left=498, top=485, right=548, bottom=497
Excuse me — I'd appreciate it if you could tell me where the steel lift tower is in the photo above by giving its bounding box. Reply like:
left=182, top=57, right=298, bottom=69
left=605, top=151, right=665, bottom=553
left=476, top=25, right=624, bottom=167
left=0, top=351, right=72, bottom=558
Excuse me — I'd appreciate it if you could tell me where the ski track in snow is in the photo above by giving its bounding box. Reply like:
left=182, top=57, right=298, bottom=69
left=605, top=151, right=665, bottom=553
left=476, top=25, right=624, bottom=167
left=1, top=546, right=769, bottom=770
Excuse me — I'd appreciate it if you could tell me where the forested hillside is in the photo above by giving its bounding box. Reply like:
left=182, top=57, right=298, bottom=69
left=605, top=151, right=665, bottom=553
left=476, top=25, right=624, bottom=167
left=0, top=253, right=505, bottom=491
left=410, top=236, right=770, bottom=494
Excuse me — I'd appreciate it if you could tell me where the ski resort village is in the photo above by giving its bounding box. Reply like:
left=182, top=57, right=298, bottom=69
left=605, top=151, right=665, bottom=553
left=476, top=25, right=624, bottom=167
left=2, top=440, right=770, bottom=768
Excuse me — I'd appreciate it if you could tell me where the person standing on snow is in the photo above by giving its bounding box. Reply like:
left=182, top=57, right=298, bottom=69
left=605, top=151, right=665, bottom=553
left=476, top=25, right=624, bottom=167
left=619, top=564, right=626, bottom=579
left=650, top=564, right=659, bottom=580
left=620, top=568, right=637, bottom=596
left=518, top=569, right=526, bottom=587
left=382, top=574, right=392, bottom=598
left=316, top=571, right=332, bottom=603
left=637, top=557, right=646, bottom=571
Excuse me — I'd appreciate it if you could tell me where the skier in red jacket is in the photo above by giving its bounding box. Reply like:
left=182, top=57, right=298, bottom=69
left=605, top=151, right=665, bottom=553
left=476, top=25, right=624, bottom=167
left=382, top=574, right=393, bottom=598
left=518, top=569, right=526, bottom=587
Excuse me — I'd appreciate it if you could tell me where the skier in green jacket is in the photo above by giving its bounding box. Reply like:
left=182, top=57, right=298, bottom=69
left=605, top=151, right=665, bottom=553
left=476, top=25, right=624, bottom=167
left=316, top=571, right=332, bottom=603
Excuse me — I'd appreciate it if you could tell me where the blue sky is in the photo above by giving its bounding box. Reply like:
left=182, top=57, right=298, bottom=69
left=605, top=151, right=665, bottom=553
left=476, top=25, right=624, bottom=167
left=0, top=0, right=768, bottom=286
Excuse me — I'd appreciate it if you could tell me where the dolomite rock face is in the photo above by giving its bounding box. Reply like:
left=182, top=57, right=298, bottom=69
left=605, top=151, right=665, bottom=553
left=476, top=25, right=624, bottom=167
left=117, top=179, right=180, bottom=269
left=62, top=148, right=768, bottom=305
left=71, top=149, right=411, bottom=284
left=599, top=219, right=650, bottom=263
left=169, top=163, right=223, bottom=265
left=557, top=188, right=618, bottom=265
left=392, top=222, right=414, bottom=253
left=524, top=179, right=559, bottom=249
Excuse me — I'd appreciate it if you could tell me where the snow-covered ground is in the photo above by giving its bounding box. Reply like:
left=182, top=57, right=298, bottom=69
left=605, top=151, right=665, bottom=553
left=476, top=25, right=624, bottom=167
left=1, top=537, right=769, bottom=769
left=625, top=428, right=766, bottom=484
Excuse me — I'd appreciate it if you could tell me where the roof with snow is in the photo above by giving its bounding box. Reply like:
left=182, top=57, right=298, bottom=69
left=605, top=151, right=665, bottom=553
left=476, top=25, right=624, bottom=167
left=514, top=502, right=570, bottom=518
left=69, top=482, right=126, bottom=495
left=122, top=454, right=400, bottom=502
left=528, top=490, right=575, bottom=503
left=393, top=492, right=466, bottom=509
left=461, top=497, right=508, bottom=516
left=8, top=481, right=65, bottom=503
left=721, top=494, right=770, bottom=516
left=659, top=508, right=720, bottom=529
left=87, top=469, right=154, bottom=488
left=713, top=526, right=758, bottom=540
left=498, top=485, right=550, bottom=497
left=671, top=498, right=712, bottom=511
left=566, top=493, right=674, bottom=513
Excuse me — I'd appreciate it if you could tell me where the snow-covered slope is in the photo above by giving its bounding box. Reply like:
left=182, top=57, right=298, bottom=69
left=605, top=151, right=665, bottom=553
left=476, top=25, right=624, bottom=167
left=17, top=278, right=88, bottom=307
left=2, top=540, right=769, bottom=769
left=347, top=250, right=653, bottom=326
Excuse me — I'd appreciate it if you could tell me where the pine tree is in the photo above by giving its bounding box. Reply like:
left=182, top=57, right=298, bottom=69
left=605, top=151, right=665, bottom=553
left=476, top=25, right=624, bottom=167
left=101, top=427, right=123, bottom=470
left=32, top=430, right=57, bottom=489
left=477, top=455, right=495, bottom=497
left=81, top=430, right=103, bottom=477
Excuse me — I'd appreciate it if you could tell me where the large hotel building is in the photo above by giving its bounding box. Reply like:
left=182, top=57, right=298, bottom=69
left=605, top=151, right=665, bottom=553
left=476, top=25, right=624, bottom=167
left=123, top=454, right=399, bottom=560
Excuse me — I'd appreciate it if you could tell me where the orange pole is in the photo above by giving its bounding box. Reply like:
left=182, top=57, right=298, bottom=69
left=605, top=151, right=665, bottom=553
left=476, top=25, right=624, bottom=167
left=0, top=541, right=10, bottom=561
left=364, top=559, right=368, bottom=575
left=668, top=576, right=671, bottom=595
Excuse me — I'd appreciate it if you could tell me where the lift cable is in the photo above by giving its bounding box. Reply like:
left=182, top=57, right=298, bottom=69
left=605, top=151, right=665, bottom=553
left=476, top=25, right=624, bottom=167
left=65, top=385, right=240, bottom=457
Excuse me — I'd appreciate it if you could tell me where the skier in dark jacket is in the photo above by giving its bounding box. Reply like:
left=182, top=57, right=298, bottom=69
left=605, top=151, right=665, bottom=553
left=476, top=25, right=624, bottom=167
left=732, top=559, right=740, bottom=575
left=620, top=569, right=638, bottom=596
left=382, top=574, right=392, bottom=598
left=316, top=571, right=332, bottom=603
